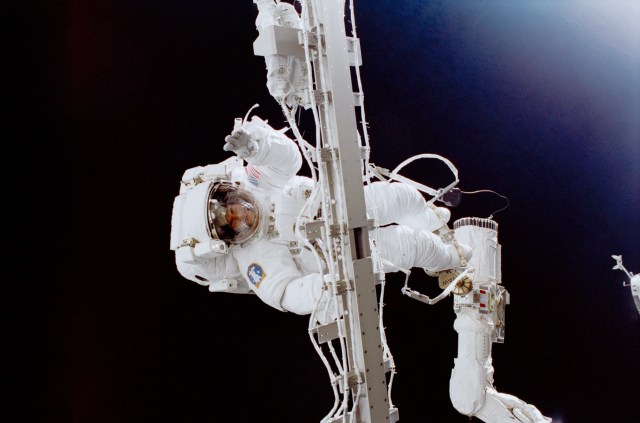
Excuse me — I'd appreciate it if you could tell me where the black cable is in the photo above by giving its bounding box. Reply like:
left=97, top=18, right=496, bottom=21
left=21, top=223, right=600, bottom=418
left=460, top=189, right=510, bottom=220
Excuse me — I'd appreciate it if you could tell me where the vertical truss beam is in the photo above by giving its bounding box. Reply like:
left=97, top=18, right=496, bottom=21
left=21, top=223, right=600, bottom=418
left=312, top=1, right=390, bottom=421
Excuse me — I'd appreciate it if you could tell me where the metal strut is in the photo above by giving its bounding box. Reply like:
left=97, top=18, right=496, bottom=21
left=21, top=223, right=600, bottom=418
left=253, top=1, right=395, bottom=421
left=309, top=2, right=392, bottom=422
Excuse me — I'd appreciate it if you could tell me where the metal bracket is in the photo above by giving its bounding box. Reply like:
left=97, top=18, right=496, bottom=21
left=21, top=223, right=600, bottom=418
left=178, top=237, right=197, bottom=248
left=319, top=147, right=338, bottom=162
left=297, top=29, right=318, bottom=48
left=288, top=241, right=301, bottom=256
left=333, top=279, right=350, bottom=295
left=303, top=90, right=331, bottom=107
left=304, top=220, right=325, bottom=240
left=253, top=25, right=305, bottom=57
left=353, top=92, right=363, bottom=107
left=313, top=320, right=341, bottom=344
left=389, top=407, right=400, bottom=423
left=346, top=37, right=362, bottom=66
left=329, top=223, right=343, bottom=236
left=336, top=371, right=363, bottom=393
left=347, top=371, right=363, bottom=388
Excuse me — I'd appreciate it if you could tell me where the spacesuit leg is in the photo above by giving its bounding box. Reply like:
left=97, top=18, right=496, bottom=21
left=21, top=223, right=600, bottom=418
left=279, top=226, right=468, bottom=322
left=371, top=225, right=470, bottom=273
left=364, top=181, right=450, bottom=232
left=450, top=308, right=551, bottom=423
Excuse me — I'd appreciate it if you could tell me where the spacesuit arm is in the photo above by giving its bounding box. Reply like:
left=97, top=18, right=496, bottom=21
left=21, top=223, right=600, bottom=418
left=174, top=254, right=250, bottom=294
left=364, top=181, right=451, bottom=231
left=232, top=239, right=332, bottom=317
left=227, top=116, right=303, bottom=191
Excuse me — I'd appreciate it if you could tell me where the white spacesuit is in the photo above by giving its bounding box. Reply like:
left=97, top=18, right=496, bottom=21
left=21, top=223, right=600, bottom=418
left=170, top=113, right=471, bottom=318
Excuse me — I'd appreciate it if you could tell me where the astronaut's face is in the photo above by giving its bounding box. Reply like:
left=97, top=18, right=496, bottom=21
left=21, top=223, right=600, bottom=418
left=225, top=203, right=256, bottom=231
left=208, top=182, right=260, bottom=245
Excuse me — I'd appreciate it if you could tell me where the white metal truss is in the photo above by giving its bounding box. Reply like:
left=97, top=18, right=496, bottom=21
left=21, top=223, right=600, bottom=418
left=254, top=1, right=398, bottom=421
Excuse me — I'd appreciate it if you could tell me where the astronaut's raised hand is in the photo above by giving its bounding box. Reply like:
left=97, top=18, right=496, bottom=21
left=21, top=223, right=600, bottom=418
left=223, top=128, right=260, bottom=160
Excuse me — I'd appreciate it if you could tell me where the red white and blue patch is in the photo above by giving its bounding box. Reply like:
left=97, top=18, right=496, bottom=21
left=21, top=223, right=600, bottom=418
left=245, top=165, right=261, bottom=187
left=247, top=263, right=266, bottom=288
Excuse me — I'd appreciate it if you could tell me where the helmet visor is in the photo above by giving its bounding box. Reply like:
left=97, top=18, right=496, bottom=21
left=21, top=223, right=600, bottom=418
left=207, top=183, right=260, bottom=245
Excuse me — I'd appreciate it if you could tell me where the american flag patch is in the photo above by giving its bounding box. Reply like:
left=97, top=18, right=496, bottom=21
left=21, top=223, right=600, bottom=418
left=246, top=165, right=261, bottom=187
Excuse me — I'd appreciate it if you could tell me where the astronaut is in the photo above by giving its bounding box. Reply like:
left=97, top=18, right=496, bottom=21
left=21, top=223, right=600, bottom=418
left=170, top=112, right=471, bottom=318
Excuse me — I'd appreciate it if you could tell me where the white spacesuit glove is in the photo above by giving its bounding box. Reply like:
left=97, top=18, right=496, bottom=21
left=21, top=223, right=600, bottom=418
left=223, top=128, right=260, bottom=160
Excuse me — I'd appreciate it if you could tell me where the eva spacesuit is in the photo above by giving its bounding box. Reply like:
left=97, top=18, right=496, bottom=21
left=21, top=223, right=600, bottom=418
left=170, top=114, right=470, bottom=317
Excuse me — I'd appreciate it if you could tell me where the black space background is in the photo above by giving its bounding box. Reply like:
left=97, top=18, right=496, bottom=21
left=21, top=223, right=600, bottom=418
left=16, top=1, right=639, bottom=422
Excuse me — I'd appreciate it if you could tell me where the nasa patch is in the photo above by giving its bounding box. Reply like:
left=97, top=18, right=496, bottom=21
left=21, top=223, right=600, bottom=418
left=247, top=263, right=266, bottom=288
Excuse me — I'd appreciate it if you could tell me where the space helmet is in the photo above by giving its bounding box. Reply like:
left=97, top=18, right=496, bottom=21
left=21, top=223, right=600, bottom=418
left=207, top=181, right=261, bottom=245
